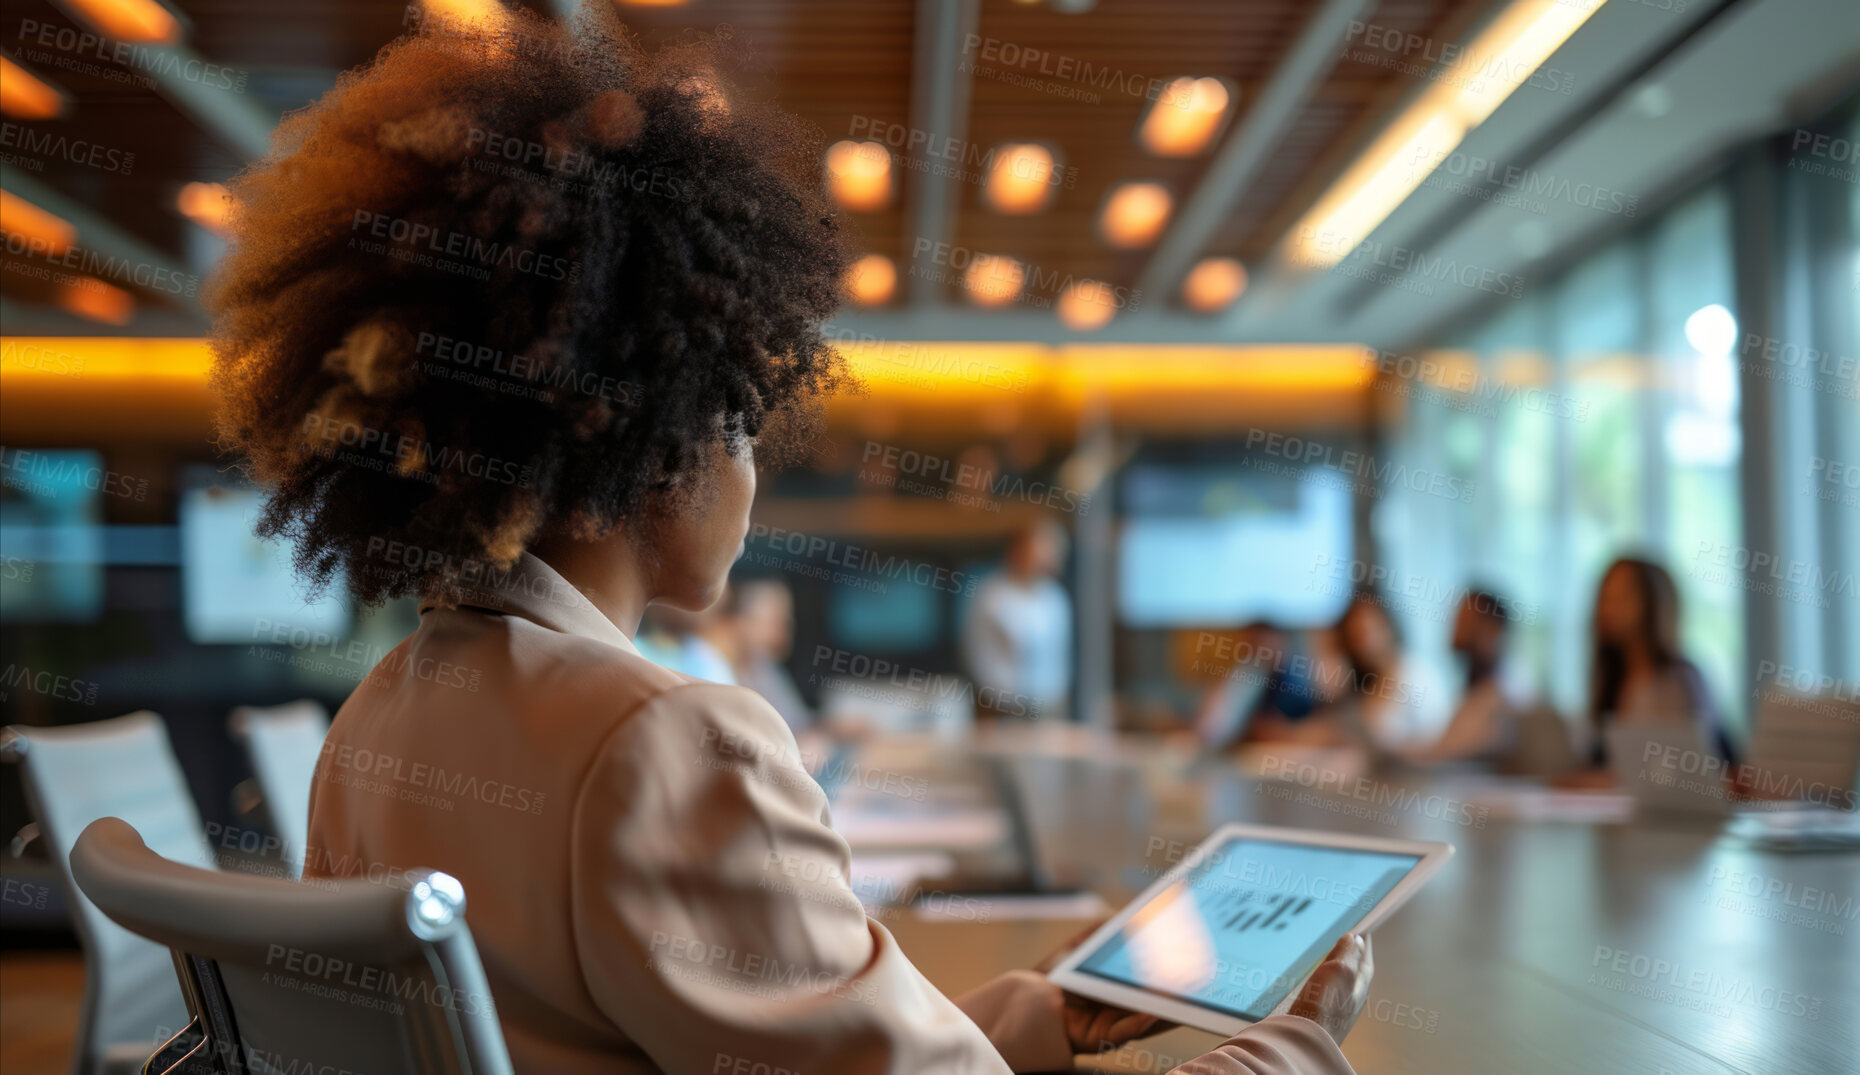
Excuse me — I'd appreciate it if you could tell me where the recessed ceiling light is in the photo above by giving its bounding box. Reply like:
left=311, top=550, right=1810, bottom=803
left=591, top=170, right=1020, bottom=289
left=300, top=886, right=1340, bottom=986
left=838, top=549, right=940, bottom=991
left=845, top=254, right=897, bottom=306
left=61, top=0, right=181, bottom=44
left=1139, top=77, right=1232, bottom=157
left=0, top=190, right=77, bottom=254
left=1101, top=183, right=1172, bottom=248
left=58, top=279, right=134, bottom=325
left=963, top=255, right=1025, bottom=307
left=1058, top=280, right=1117, bottom=330
left=1182, top=257, right=1247, bottom=312
left=986, top=143, right=1058, bottom=215
left=1631, top=83, right=1674, bottom=120
left=177, top=182, right=233, bottom=236
left=826, top=140, right=892, bottom=212
left=0, top=58, right=66, bottom=120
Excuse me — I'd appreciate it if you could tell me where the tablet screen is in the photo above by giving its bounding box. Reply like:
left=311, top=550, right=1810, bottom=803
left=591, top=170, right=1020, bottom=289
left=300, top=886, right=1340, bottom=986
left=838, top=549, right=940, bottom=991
left=1074, top=837, right=1420, bottom=1022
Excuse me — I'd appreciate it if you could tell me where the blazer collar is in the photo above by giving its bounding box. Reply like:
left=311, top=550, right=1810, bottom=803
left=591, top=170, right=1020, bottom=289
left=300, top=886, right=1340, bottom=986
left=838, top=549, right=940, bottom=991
left=422, top=552, right=639, bottom=655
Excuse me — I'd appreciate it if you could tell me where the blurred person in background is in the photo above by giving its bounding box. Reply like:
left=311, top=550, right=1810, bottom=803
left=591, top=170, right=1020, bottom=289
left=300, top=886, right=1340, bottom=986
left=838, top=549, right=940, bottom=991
left=206, top=10, right=1364, bottom=1073
left=1323, top=592, right=1421, bottom=752
left=635, top=600, right=736, bottom=684
left=1405, top=589, right=1529, bottom=764
left=1559, top=557, right=1736, bottom=787
left=964, top=520, right=1073, bottom=720
left=1197, top=621, right=1330, bottom=749
left=719, top=576, right=811, bottom=732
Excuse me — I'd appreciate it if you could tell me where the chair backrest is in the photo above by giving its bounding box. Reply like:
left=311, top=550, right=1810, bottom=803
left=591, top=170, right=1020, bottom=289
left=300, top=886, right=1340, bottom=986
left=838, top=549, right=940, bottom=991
left=228, top=701, right=330, bottom=878
left=1746, top=687, right=1860, bottom=805
left=71, top=817, right=514, bottom=1075
left=1503, top=705, right=1577, bottom=776
left=0, top=712, right=215, bottom=1075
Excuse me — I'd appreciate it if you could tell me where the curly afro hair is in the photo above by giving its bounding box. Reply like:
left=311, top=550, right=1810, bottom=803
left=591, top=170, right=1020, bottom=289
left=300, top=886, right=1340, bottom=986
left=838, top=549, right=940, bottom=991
left=208, top=4, right=849, bottom=607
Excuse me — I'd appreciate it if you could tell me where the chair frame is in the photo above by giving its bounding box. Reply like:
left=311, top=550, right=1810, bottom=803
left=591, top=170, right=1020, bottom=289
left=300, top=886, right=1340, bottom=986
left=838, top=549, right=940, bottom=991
left=70, top=817, right=513, bottom=1075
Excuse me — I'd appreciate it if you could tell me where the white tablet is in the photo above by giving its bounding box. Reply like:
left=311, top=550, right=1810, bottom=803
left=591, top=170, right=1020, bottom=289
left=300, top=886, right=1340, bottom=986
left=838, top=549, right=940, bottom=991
left=1047, top=823, right=1453, bottom=1036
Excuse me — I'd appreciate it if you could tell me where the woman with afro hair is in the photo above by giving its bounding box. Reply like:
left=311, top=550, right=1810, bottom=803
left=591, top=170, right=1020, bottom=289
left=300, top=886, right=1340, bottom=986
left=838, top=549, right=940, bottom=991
left=210, top=7, right=1362, bottom=1073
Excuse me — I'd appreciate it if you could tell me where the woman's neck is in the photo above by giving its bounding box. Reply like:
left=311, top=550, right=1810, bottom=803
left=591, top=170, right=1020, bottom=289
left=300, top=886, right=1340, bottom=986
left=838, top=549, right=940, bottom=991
left=528, top=533, right=655, bottom=638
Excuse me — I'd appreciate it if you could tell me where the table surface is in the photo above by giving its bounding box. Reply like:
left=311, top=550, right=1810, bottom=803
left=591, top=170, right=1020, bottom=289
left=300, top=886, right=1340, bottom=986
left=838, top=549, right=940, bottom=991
left=865, top=736, right=1859, bottom=1075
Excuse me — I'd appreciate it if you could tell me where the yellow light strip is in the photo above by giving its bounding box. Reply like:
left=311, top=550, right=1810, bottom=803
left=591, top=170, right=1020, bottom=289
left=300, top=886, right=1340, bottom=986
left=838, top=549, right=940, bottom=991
left=1053, top=345, right=1374, bottom=395
left=1291, top=0, right=1604, bottom=267
left=1, top=338, right=1374, bottom=398
left=0, top=336, right=208, bottom=379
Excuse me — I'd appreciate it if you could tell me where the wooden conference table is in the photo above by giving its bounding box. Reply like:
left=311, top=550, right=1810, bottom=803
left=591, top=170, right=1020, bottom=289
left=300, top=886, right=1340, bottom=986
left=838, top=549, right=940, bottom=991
left=855, top=732, right=1857, bottom=1075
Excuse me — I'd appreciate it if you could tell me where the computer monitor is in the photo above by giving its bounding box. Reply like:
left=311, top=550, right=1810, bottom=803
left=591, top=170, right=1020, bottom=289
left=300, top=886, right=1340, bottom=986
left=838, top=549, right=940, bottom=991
left=179, top=483, right=350, bottom=644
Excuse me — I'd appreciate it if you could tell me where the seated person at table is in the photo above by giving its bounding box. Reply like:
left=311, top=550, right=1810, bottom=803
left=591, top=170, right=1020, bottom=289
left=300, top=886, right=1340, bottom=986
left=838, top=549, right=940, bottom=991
left=1558, top=557, right=1736, bottom=787
left=1406, top=589, right=1529, bottom=764
left=719, top=577, right=812, bottom=733
left=635, top=600, right=736, bottom=684
left=1196, top=621, right=1326, bottom=748
left=1324, top=591, right=1422, bottom=752
left=211, top=12, right=1366, bottom=1073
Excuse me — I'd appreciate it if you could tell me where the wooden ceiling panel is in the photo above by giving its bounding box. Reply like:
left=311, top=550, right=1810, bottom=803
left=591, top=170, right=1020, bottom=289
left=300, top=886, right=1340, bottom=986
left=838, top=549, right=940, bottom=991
left=1, top=0, right=1486, bottom=329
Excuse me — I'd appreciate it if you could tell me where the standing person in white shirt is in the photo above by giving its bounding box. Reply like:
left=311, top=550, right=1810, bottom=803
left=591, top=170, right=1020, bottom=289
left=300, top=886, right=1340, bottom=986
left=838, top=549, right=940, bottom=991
left=964, top=521, right=1073, bottom=721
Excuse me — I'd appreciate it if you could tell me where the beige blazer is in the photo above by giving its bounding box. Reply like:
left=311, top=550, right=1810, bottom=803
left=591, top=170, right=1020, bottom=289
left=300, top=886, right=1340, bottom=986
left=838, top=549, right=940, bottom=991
left=306, top=554, right=1355, bottom=1074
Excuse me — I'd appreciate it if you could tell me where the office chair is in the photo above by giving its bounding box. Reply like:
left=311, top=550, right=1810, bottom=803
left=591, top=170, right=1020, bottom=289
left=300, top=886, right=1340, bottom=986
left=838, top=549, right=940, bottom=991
left=70, top=816, right=514, bottom=1075
left=228, top=700, right=330, bottom=878
left=0, top=712, right=216, bottom=1075
left=1744, top=686, right=1860, bottom=805
left=1503, top=705, right=1579, bottom=776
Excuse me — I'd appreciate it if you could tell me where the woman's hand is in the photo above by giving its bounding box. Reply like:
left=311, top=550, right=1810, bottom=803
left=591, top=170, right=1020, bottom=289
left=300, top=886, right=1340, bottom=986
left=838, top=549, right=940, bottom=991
left=1287, top=933, right=1374, bottom=1045
left=1035, top=920, right=1175, bottom=1054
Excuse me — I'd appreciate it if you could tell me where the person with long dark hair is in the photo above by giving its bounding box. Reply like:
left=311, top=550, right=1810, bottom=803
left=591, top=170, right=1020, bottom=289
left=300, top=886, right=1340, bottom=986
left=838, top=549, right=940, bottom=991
left=207, top=8, right=1367, bottom=1073
left=1575, top=557, right=1736, bottom=776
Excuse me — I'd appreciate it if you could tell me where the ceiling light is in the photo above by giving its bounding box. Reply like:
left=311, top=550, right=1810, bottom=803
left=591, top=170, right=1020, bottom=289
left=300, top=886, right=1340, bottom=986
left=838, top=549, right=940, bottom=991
left=59, top=0, right=182, bottom=44
left=0, top=190, right=78, bottom=254
left=845, top=254, right=896, bottom=306
left=1291, top=0, right=1603, bottom=268
left=177, top=182, right=232, bottom=235
left=1139, top=77, right=1231, bottom=157
left=1058, top=280, right=1116, bottom=330
left=826, top=140, right=892, bottom=212
left=985, top=143, right=1057, bottom=214
left=420, top=0, right=509, bottom=29
left=1684, top=304, right=1737, bottom=359
left=57, top=280, right=134, bottom=325
left=1182, top=257, right=1247, bottom=312
left=963, top=255, right=1024, bottom=308
left=0, top=58, right=66, bottom=120
left=1101, top=183, right=1171, bottom=248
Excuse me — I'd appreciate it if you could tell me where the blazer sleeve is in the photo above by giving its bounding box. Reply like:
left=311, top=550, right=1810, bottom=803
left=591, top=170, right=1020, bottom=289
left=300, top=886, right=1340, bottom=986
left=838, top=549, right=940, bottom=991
left=1168, top=1015, right=1357, bottom=1074
left=566, top=681, right=1067, bottom=1074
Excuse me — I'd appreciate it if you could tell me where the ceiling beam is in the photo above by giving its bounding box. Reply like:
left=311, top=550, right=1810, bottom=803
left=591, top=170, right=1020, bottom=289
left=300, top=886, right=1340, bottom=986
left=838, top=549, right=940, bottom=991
left=118, top=43, right=277, bottom=160
left=903, top=0, right=981, bottom=306
left=1133, top=0, right=1373, bottom=304
left=1, top=165, right=208, bottom=325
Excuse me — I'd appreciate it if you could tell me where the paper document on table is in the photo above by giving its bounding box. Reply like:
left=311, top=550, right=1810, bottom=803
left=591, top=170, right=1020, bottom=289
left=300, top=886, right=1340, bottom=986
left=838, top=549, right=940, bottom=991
left=913, top=891, right=1110, bottom=921
left=1727, top=809, right=1860, bottom=850
left=846, top=852, right=957, bottom=909
left=831, top=797, right=1009, bottom=849
left=1462, top=783, right=1635, bottom=822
